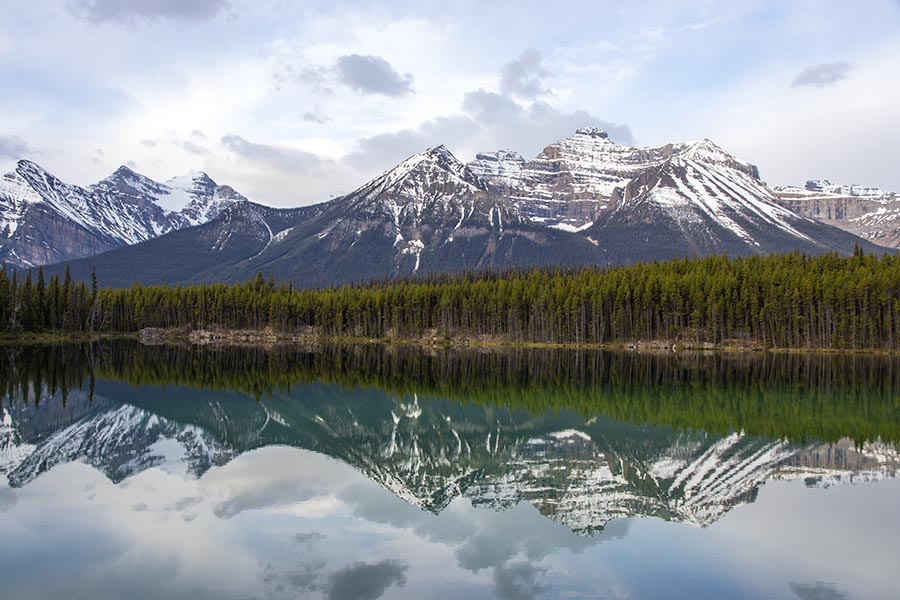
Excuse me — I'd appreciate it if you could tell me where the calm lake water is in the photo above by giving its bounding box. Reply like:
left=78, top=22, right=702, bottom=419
left=1, top=343, right=899, bottom=599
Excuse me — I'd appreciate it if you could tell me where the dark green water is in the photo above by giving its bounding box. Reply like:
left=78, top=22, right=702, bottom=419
left=1, top=343, right=898, bottom=599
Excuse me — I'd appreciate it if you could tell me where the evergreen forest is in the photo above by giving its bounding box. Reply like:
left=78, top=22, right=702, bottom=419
left=3, top=248, right=900, bottom=349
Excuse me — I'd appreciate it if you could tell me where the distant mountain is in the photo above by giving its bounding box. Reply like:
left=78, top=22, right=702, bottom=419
left=53, top=145, right=599, bottom=288
left=774, top=180, right=900, bottom=248
left=37, top=130, right=888, bottom=287
left=0, top=160, right=244, bottom=268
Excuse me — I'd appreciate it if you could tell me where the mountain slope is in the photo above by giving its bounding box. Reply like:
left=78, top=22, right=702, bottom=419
left=227, top=145, right=602, bottom=287
left=46, top=201, right=328, bottom=287
left=0, top=161, right=245, bottom=268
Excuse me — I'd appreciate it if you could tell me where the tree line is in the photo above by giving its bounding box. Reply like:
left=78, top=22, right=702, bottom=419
left=4, top=247, right=900, bottom=349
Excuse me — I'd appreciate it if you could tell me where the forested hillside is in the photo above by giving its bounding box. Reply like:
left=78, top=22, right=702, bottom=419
left=3, top=248, right=900, bottom=349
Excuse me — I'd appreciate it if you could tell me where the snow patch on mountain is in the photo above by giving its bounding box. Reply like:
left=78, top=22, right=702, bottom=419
left=156, top=177, right=198, bottom=214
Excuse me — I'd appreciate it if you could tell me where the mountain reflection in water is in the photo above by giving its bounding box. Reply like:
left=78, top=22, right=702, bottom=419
left=2, top=342, right=898, bottom=535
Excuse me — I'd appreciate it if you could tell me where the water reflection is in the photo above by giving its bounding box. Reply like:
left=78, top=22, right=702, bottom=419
left=0, top=343, right=899, bottom=598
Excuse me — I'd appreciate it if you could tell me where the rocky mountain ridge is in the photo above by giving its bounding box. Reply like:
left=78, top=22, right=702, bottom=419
left=0, top=160, right=245, bottom=268
left=469, top=128, right=763, bottom=231
left=13, top=129, right=894, bottom=286
left=774, top=180, right=900, bottom=248
left=46, top=130, right=885, bottom=288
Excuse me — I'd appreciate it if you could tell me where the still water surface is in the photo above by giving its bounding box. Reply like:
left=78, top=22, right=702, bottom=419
left=1, top=343, right=898, bottom=599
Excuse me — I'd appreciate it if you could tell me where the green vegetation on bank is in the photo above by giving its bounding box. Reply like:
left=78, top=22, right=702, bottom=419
left=4, top=248, right=900, bottom=349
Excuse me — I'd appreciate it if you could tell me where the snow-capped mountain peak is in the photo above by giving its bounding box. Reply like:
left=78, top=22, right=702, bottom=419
left=470, top=129, right=676, bottom=230
left=353, top=145, right=487, bottom=207
left=677, top=139, right=761, bottom=180
left=164, top=171, right=216, bottom=197
left=14, top=159, right=57, bottom=183
left=159, top=171, right=242, bottom=224
left=0, top=160, right=246, bottom=268
left=573, top=126, right=612, bottom=140
left=9, top=160, right=78, bottom=207
left=93, top=165, right=171, bottom=205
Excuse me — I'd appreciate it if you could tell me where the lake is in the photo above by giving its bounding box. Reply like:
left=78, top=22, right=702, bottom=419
left=1, top=343, right=898, bottom=599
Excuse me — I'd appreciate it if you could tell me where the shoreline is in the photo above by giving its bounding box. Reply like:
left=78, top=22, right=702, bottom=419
left=3, top=328, right=900, bottom=355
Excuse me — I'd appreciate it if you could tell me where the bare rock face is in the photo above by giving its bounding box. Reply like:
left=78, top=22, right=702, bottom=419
left=0, top=160, right=245, bottom=268
left=773, top=181, right=900, bottom=248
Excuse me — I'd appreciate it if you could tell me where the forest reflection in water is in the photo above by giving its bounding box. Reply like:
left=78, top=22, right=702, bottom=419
left=3, top=341, right=900, bottom=443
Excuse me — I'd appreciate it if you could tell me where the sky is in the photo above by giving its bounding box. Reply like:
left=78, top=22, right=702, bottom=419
left=0, top=0, right=898, bottom=207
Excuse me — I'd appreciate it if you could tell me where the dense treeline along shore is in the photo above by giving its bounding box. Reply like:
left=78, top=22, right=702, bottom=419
left=3, top=342, right=900, bottom=445
left=3, top=248, right=900, bottom=349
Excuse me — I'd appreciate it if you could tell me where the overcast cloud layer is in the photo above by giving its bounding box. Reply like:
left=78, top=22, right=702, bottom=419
left=0, top=0, right=898, bottom=206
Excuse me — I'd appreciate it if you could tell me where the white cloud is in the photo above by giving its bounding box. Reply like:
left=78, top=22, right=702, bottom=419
left=0, top=1, right=897, bottom=203
left=344, top=114, right=480, bottom=170
left=221, top=134, right=323, bottom=173
left=179, top=139, right=210, bottom=156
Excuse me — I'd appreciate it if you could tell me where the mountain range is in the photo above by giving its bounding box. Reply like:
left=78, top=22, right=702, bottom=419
left=5, top=128, right=892, bottom=287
